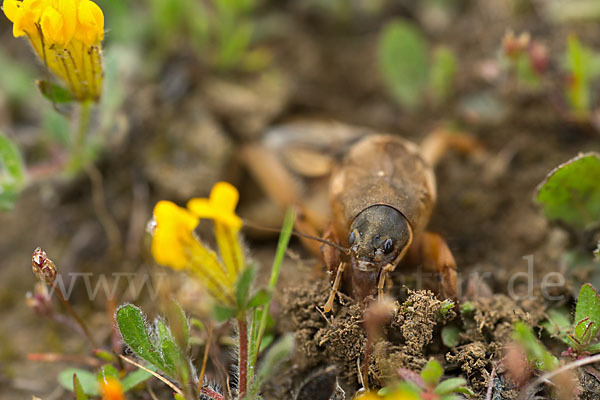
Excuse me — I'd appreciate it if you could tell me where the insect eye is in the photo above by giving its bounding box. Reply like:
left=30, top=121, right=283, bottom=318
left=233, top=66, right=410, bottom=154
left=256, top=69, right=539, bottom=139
left=382, top=238, right=394, bottom=254
left=349, top=231, right=357, bottom=245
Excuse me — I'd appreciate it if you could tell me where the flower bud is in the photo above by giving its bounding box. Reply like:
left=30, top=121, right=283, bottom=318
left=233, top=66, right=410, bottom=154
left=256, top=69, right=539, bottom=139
left=32, top=247, right=57, bottom=285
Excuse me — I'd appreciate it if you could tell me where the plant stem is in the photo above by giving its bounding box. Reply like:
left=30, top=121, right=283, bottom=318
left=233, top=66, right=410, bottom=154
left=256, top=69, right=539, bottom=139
left=238, top=316, right=249, bottom=399
left=253, top=208, right=295, bottom=365
left=198, top=321, right=214, bottom=393
left=70, top=100, right=92, bottom=171
left=55, top=286, right=98, bottom=348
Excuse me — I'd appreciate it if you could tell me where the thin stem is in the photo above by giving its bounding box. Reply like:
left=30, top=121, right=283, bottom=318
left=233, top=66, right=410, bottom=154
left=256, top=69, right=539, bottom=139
left=55, top=287, right=98, bottom=348
left=70, top=100, right=92, bottom=171
left=200, top=387, right=225, bottom=400
left=363, top=334, right=371, bottom=391
left=518, top=353, right=600, bottom=399
left=198, top=321, right=214, bottom=392
left=238, top=316, right=248, bottom=399
left=253, top=208, right=295, bottom=365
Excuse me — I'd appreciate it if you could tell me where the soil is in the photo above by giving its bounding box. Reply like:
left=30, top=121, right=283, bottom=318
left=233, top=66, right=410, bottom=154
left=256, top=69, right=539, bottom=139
left=2, top=0, right=600, bottom=399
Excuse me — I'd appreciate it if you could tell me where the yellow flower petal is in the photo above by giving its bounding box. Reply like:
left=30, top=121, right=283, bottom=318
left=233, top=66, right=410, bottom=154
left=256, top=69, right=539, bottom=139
left=75, top=0, right=103, bottom=45
left=187, top=181, right=243, bottom=231
left=10, top=0, right=47, bottom=37
left=187, top=239, right=236, bottom=305
left=151, top=201, right=199, bottom=270
left=40, top=0, right=77, bottom=45
left=211, top=181, right=239, bottom=213
left=214, top=222, right=245, bottom=281
left=3, top=0, right=19, bottom=23
left=100, top=376, right=125, bottom=400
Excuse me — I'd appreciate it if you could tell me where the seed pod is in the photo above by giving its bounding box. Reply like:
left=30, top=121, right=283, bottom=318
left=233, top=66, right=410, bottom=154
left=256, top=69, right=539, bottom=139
left=31, top=247, right=57, bottom=285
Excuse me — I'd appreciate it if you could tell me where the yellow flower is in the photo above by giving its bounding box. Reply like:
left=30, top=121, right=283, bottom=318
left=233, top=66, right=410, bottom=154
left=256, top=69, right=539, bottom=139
left=187, top=182, right=243, bottom=231
left=75, top=0, right=103, bottom=45
left=99, top=376, right=125, bottom=400
left=151, top=201, right=199, bottom=271
left=187, top=181, right=246, bottom=283
left=150, top=183, right=247, bottom=308
left=40, top=0, right=77, bottom=46
left=2, top=0, right=104, bottom=101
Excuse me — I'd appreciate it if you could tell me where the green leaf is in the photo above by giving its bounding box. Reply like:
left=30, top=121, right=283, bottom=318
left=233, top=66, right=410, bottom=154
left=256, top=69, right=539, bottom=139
left=441, top=325, right=461, bottom=348
left=42, top=108, right=71, bottom=146
left=236, top=266, right=256, bottom=309
left=248, top=289, right=271, bottom=309
left=0, top=134, right=26, bottom=185
left=377, top=19, right=429, bottom=109
left=434, top=377, right=470, bottom=395
left=121, top=368, right=153, bottom=392
left=542, top=307, right=573, bottom=346
left=460, top=301, right=475, bottom=314
left=166, top=299, right=190, bottom=351
left=565, top=34, right=590, bottom=114
left=73, top=373, right=88, bottom=400
left=585, top=342, right=600, bottom=354
left=58, top=369, right=99, bottom=396
left=574, top=283, right=600, bottom=343
left=249, top=333, right=294, bottom=397
left=115, top=304, right=164, bottom=371
left=155, top=320, right=178, bottom=377
left=512, top=321, right=558, bottom=371
left=421, top=359, right=443, bottom=386
left=36, top=80, right=74, bottom=103
left=213, top=303, right=238, bottom=322
left=98, top=364, right=119, bottom=380
left=0, top=133, right=26, bottom=210
left=438, top=299, right=455, bottom=318
left=536, top=153, right=600, bottom=231
left=430, top=46, right=457, bottom=105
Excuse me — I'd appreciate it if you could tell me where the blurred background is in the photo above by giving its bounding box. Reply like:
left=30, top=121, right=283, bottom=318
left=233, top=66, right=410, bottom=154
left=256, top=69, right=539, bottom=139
left=1, top=0, right=600, bottom=398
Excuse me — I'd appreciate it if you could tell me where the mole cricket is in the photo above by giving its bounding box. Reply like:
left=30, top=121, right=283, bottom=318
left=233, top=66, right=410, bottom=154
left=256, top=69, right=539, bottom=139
left=241, top=121, right=479, bottom=311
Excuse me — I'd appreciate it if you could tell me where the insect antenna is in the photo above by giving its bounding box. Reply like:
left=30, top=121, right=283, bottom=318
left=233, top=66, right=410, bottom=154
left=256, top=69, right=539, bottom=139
left=242, top=219, right=350, bottom=254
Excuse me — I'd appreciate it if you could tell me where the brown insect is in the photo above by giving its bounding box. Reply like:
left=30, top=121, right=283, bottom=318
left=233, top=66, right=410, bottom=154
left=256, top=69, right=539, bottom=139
left=241, top=121, right=477, bottom=311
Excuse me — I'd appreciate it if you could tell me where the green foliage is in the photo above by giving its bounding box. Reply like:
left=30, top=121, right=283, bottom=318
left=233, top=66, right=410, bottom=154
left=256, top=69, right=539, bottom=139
left=237, top=266, right=256, bottom=310
left=0, top=134, right=27, bottom=210
left=512, top=321, right=558, bottom=371
left=536, top=153, right=600, bottom=232
left=59, top=366, right=152, bottom=396
left=430, top=46, right=458, bottom=105
left=36, top=80, right=75, bottom=103
left=166, top=299, right=191, bottom=352
left=73, top=373, right=88, bottom=400
left=544, top=283, right=600, bottom=355
left=421, top=359, right=443, bottom=386
left=382, top=358, right=474, bottom=398
left=148, top=0, right=262, bottom=72
left=565, top=35, right=595, bottom=116
left=377, top=20, right=458, bottom=110
left=441, top=325, right=461, bottom=348
left=247, top=333, right=294, bottom=398
left=251, top=208, right=295, bottom=364
left=438, top=299, right=455, bottom=318
left=0, top=48, right=36, bottom=103
left=120, top=369, right=153, bottom=391
left=59, top=369, right=99, bottom=396
left=115, top=304, right=197, bottom=396
left=377, top=20, right=429, bottom=109
left=115, top=304, right=189, bottom=380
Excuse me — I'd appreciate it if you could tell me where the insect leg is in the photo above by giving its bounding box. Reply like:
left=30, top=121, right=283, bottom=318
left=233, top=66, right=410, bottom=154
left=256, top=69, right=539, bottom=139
left=377, top=263, right=395, bottom=300
left=420, top=128, right=485, bottom=167
left=418, top=232, right=458, bottom=299
left=323, top=261, right=345, bottom=313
